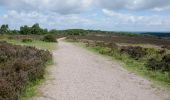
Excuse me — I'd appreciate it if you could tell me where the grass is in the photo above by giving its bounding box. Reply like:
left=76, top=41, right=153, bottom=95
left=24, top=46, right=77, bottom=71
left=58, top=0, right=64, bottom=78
left=74, top=42, right=170, bottom=90
left=21, top=79, right=44, bottom=100
left=5, top=39, right=56, bottom=51
left=21, top=60, right=53, bottom=100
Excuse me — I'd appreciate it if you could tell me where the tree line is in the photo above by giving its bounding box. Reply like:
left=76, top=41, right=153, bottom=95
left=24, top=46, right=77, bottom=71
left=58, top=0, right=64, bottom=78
left=0, top=23, right=49, bottom=35
left=0, top=23, right=88, bottom=35
left=0, top=23, right=143, bottom=36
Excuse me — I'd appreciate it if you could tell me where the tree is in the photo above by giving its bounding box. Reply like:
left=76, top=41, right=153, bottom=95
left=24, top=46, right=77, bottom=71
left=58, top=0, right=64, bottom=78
left=65, top=29, right=85, bottom=35
left=49, top=29, right=59, bottom=34
left=0, top=24, right=9, bottom=34
left=31, top=23, right=48, bottom=34
left=9, top=30, right=20, bottom=34
left=31, top=23, right=41, bottom=34
left=20, top=25, right=31, bottom=35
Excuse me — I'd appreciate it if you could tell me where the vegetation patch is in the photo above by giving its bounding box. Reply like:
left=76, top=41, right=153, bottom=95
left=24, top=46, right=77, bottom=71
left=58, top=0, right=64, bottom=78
left=0, top=36, right=56, bottom=51
left=42, top=34, right=57, bottom=42
left=120, top=46, right=147, bottom=60
left=22, top=38, right=33, bottom=43
left=0, top=41, right=52, bottom=100
left=146, top=54, right=170, bottom=72
left=67, top=35, right=170, bottom=46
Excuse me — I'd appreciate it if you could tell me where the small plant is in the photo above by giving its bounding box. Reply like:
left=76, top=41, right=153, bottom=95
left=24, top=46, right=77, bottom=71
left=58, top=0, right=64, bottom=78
left=42, top=34, right=57, bottom=42
left=22, top=38, right=33, bottom=43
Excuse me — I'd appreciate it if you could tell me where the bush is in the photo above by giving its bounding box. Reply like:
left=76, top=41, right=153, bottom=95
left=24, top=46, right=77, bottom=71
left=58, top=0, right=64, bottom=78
left=22, top=38, right=33, bottom=43
left=146, top=54, right=170, bottom=72
left=161, top=54, right=170, bottom=72
left=42, top=34, right=57, bottom=42
left=120, top=46, right=147, bottom=60
left=0, top=41, right=52, bottom=99
left=162, top=45, right=170, bottom=50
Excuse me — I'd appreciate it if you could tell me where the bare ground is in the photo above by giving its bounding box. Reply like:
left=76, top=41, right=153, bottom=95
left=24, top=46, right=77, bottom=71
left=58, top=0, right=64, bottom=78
left=33, top=39, right=170, bottom=100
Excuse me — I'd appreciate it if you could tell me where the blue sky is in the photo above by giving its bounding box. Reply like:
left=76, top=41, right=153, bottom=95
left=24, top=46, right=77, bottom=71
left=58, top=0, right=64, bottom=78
left=0, top=0, right=170, bottom=32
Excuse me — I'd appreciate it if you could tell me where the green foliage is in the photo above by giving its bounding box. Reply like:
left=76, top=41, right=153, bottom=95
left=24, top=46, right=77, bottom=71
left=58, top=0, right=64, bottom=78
left=162, top=45, right=170, bottom=50
left=31, top=23, right=48, bottom=34
left=20, top=24, right=48, bottom=35
left=114, top=32, right=141, bottom=36
left=31, top=23, right=41, bottom=34
left=146, top=54, right=170, bottom=72
left=120, top=46, right=147, bottom=60
left=10, top=30, right=20, bottom=34
left=22, top=39, right=33, bottom=43
left=20, top=25, right=31, bottom=35
left=65, top=29, right=86, bottom=35
left=0, top=42, right=52, bottom=99
left=49, top=29, right=59, bottom=35
left=1, top=37, right=56, bottom=51
left=42, top=34, right=57, bottom=42
left=0, top=24, right=9, bottom=34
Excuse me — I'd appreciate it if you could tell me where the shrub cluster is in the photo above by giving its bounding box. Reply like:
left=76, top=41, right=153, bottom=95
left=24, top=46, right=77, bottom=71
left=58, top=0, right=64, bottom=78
left=67, top=35, right=170, bottom=46
left=162, top=45, right=170, bottom=50
left=120, top=46, right=147, bottom=59
left=146, top=54, right=170, bottom=72
left=42, top=34, right=57, bottom=42
left=0, top=41, right=52, bottom=100
left=22, top=38, right=33, bottom=43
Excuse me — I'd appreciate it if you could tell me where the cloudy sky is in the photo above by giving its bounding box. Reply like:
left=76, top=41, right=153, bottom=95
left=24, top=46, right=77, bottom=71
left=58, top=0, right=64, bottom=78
left=0, top=0, right=170, bottom=32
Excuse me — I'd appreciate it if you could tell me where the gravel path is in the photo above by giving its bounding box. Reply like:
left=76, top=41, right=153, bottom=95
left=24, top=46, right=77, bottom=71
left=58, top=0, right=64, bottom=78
left=34, top=39, right=170, bottom=100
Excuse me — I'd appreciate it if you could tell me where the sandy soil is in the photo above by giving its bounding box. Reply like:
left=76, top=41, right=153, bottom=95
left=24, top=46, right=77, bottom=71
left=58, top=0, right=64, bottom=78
left=34, top=39, right=170, bottom=100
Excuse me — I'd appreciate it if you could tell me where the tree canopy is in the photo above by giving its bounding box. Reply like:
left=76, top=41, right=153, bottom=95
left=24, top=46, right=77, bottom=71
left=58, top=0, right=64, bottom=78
left=0, top=24, right=9, bottom=34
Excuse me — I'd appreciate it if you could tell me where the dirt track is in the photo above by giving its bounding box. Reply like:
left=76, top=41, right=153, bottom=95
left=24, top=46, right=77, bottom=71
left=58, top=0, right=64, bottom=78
left=34, top=39, right=170, bottom=100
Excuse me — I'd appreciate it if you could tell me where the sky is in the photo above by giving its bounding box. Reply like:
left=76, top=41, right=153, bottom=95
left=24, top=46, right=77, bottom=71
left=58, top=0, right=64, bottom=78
left=0, top=0, right=170, bottom=32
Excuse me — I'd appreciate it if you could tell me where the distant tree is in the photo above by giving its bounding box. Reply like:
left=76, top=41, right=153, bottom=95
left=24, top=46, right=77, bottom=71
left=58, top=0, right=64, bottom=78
left=31, top=23, right=42, bottom=34
left=20, top=25, right=31, bottom=35
left=65, top=29, right=85, bottom=35
left=49, top=29, right=59, bottom=34
left=20, top=23, right=47, bottom=35
left=0, top=24, right=9, bottom=34
left=9, top=29, right=20, bottom=34
left=43, top=28, right=48, bottom=34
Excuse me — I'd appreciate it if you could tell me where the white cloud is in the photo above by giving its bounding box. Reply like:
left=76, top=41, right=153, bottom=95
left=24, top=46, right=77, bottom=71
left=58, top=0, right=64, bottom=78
left=97, top=0, right=170, bottom=11
left=1, top=0, right=170, bottom=14
left=0, top=10, right=96, bottom=29
left=0, top=0, right=93, bottom=14
left=102, top=9, right=170, bottom=26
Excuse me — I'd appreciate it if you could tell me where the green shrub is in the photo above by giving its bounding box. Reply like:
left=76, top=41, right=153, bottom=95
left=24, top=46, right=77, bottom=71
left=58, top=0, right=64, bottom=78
left=7, top=36, right=14, bottom=40
left=98, top=47, right=111, bottom=55
left=161, top=54, right=170, bottom=72
left=22, top=38, right=33, bottom=43
left=42, top=34, right=57, bottom=42
left=120, top=46, right=147, bottom=60
left=162, top=45, right=170, bottom=50
left=146, top=54, right=170, bottom=72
